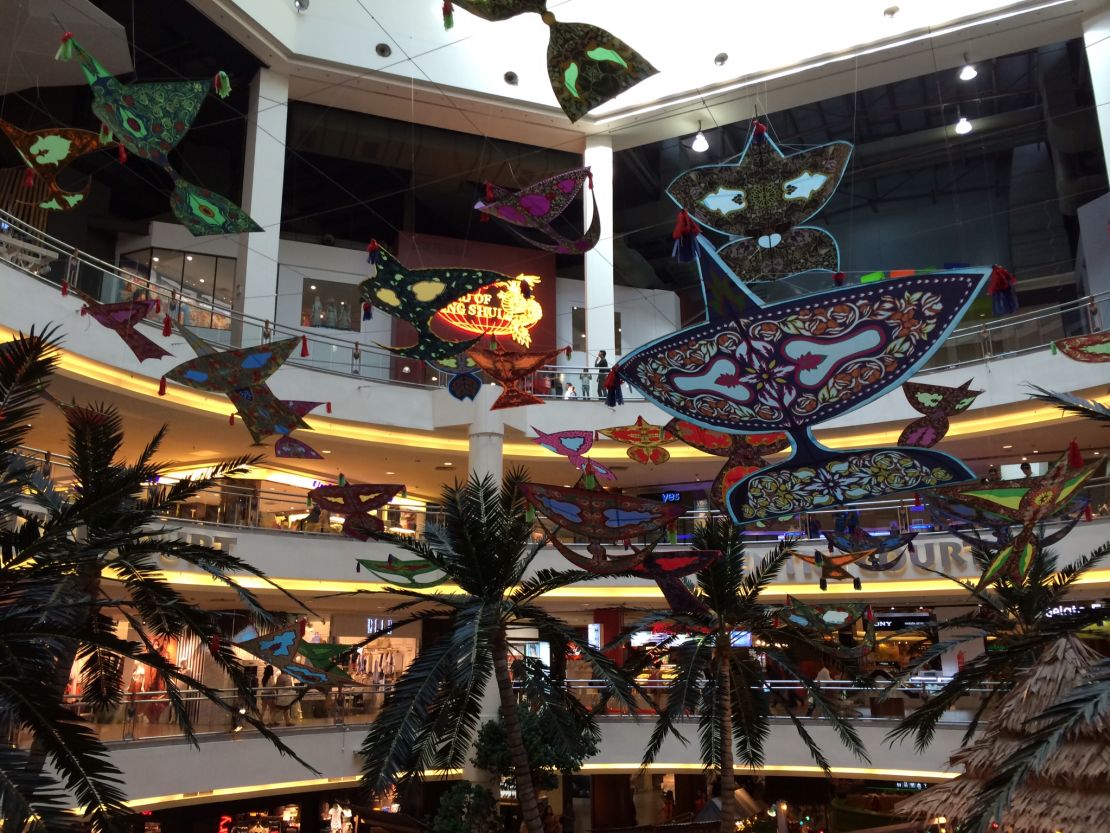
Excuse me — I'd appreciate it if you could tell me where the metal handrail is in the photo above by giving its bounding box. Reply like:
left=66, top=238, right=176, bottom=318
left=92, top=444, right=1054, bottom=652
left=1, top=205, right=1104, bottom=390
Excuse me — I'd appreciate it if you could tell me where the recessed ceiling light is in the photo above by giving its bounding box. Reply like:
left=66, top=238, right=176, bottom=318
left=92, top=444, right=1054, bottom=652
left=185, top=255, right=193, bottom=261
left=443, top=462, right=453, bottom=466
left=430, top=375, right=438, bottom=382
left=322, top=449, right=332, bottom=454
left=310, top=284, right=316, bottom=290
left=152, top=256, right=160, bottom=262
left=386, top=471, right=395, bottom=475
left=1002, top=444, right=1013, bottom=449
left=1032, top=449, right=1038, bottom=454
left=714, top=53, right=728, bottom=67
left=1021, top=456, right=1028, bottom=461
left=199, top=278, right=205, bottom=283
left=375, top=43, right=391, bottom=58
left=1096, top=451, right=1101, bottom=456
left=503, top=71, right=519, bottom=86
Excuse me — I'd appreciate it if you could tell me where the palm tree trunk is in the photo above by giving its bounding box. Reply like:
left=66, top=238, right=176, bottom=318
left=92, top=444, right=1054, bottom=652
left=492, top=629, right=544, bottom=833
left=717, top=639, right=737, bottom=833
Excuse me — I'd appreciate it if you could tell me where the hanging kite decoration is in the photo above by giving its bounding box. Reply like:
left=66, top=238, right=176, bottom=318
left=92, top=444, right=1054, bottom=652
left=897, top=379, right=982, bottom=448
left=519, top=477, right=684, bottom=574
left=531, top=426, right=617, bottom=482
left=599, top=416, right=676, bottom=466
left=779, top=596, right=874, bottom=646
left=273, top=400, right=330, bottom=459
left=612, top=237, right=987, bottom=525
left=667, top=122, right=852, bottom=282
left=666, top=419, right=789, bottom=508
left=80, top=299, right=170, bottom=361
left=628, top=549, right=722, bottom=615
left=926, top=446, right=1100, bottom=587
left=428, top=354, right=483, bottom=402
left=823, top=510, right=917, bottom=563
left=442, top=2, right=657, bottom=123
left=466, top=341, right=569, bottom=409
left=308, top=483, right=405, bottom=541
left=55, top=35, right=262, bottom=236
left=0, top=120, right=109, bottom=212
left=474, top=167, right=600, bottom=254
left=1053, top=332, right=1110, bottom=363
left=160, top=335, right=308, bottom=444
left=235, top=624, right=351, bottom=686
left=359, top=242, right=509, bottom=361
left=355, top=554, right=444, bottom=588
left=792, top=550, right=871, bottom=591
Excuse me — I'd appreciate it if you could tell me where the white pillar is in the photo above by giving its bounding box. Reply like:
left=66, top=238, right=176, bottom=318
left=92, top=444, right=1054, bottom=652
left=468, top=384, right=505, bottom=484
left=234, top=68, right=288, bottom=347
left=584, top=135, right=616, bottom=364
left=1085, top=5, right=1110, bottom=176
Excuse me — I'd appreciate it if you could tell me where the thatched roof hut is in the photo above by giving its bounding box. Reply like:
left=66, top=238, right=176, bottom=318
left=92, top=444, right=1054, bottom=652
left=897, top=636, right=1110, bottom=832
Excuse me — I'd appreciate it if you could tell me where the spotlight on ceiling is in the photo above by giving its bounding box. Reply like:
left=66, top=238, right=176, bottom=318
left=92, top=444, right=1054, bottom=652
left=504, top=71, right=519, bottom=86
left=959, top=53, right=977, bottom=81
left=714, top=52, right=728, bottom=67
left=375, top=43, right=392, bottom=58
left=293, top=0, right=309, bottom=11
left=954, top=115, right=973, bottom=135
left=691, top=121, right=709, bottom=153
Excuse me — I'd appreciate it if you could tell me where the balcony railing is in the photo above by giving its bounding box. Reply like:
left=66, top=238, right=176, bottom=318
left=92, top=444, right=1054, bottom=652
left=6, top=678, right=991, bottom=750
left=0, top=207, right=1105, bottom=396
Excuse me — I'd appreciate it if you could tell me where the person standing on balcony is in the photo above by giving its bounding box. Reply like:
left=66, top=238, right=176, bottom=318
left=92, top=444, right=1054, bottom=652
left=579, top=367, right=591, bottom=399
left=594, top=350, right=609, bottom=400
left=564, top=382, right=577, bottom=400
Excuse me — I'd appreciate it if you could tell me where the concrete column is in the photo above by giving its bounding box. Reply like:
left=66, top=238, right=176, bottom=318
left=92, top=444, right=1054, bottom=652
left=937, top=605, right=985, bottom=677
left=1085, top=6, right=1110, bottom=177
left=584, top=135, right=616, bottom=363
left=468, top=383, right=505, bottom=483
left=234, top=68, right=288, bottom=347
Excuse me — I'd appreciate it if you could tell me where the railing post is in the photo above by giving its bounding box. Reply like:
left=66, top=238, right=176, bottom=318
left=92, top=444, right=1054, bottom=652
left=123, top=691, right=136, bottom=742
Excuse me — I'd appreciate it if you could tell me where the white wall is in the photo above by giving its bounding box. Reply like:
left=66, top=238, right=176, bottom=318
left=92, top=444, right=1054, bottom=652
left=555, top=276, right=681, bottom=369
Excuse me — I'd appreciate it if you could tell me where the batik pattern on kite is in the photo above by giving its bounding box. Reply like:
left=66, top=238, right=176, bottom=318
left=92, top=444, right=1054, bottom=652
left=520, top=481, right=683, bottom=573
left=235, top=625, right=351, bottom=686
left=357, top=555, right=444, bottom=587
left=898, top=379, right=982, bottom=448
left=57, top=35, right=260, bottom=236
left=359, top=243, right=507, bottom=361
left=779, top=595, right=874, bottom=641
left=667, top=127, right=851, bottom=282
left=793, top=550, right=870, bottom=590
left=475, top=167, right=599, bottom=254
left=614, top=237, right=987, bottom=524
left=466, top=342, right=566, bottom=409
left=927, top=452, right=1100, bottom=586
left=599, top=416, right=676, bottom=465
left=1054, top=332, right=1110, bottom=363
left=630, top=549, right=721, bottom=615
left=273, top=401, right=326, bottom=458
left=0, top=120, right=107, bottom=211
left=447, top=2, right=657, bottom=122
left=531, top=427, right=617, bottom=481
left=81, top=299, right=169, bottom=361
left=309, top=483, right=404, bottom=541
left=666, top=419, right=788, bottom=507
left=162, top=336, right=308, bottom=444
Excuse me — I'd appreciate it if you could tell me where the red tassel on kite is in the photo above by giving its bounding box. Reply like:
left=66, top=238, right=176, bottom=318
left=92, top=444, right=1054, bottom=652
left=80, top=305, right=88, bottom=316
left=480, top=182, right=494, bottom=222
left=118, top=144, right=127, bottom=165
left=671, top=209, right=700, bottom=263
left=60, top=280, right=69, bottom=297
left=326, top=401, right=332, bottom=414
left=1085, top=502, right=1094, bottom=522
left=154, top=299, right=161, bottom=314
left=1068, top=439, right=1084, bottom=469
left=162, top=315, right=172, bottom=337
left=564, top=345, right=572, bottom=359
left=300, top=335, right=309, bottom=357
left=208, top=635, right=222, bottom=657
left=158, top=377, right=167, bottom=396
left=752, top=121, right=768, bottom=145
left=228, top=413, right=235, bottom=426
left=833, top=271, right=845, bottom=287
left=442, top=0, right=454, bottom=29
left=22, top=168, right=34, bottom=189
left=297, top=619, right=307, bottom=638
left=586, top=170, right=594, bottom=190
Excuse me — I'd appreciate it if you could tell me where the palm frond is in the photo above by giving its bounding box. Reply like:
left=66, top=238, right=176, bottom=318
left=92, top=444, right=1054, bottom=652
left=1027, top=384, right=1110, bottom=423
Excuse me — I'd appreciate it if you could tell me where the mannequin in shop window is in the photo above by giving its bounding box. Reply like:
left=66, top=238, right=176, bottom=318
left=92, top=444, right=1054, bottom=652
left=338, top=302, right=350, bottom=330
left=312, top=296, right=323, bottom=326
left=325, top=299, right=338, bottom=329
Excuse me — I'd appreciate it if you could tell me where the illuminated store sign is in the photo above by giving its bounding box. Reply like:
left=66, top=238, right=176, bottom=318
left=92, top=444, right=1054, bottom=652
left=435, top=274, right=543, bottom=346
left=660, top=491, right=682, bottom=503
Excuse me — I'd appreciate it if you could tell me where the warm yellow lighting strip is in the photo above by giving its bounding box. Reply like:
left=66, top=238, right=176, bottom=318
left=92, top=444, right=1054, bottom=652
left=118, top=770, right=463, bottom=811
left=4, top=323, right=1105, bottom=459
left=148, top=568, right=1110, bottom=599
left=580, top=763, right=957, bottom=782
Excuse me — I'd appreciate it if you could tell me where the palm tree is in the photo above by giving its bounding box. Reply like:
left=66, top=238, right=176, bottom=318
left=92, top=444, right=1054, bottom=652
left=0, top=328, right=312, bottom=833
left=638, top=518, right=869, bottom=833
left=358, top=470, right=636, bottom=833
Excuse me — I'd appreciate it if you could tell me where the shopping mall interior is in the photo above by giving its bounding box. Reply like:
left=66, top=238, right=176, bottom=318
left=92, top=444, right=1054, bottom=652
left=2, top=1, right=1110, bottom=832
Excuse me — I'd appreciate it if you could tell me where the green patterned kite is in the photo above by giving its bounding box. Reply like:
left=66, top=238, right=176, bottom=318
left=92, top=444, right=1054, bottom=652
left=55, top=33, right=260, bottom=236
left=356, top=554, right=444, bottom=587
left=443, top=2, right=657, bottom=122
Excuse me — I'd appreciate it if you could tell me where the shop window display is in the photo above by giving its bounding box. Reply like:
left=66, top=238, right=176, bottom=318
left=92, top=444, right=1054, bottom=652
left=118, top=247, right=235, bottom=331
left=300, top=277, right=360, bottom=332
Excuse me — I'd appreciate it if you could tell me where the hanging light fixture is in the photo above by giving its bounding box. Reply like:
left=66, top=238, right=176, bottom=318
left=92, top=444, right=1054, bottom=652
left=691, top=121, right=709, bottom=153
left=293, top=0, right=310, bottom=12
left=954, top=114, right=973, bottom=135
left=959, top=53, right=977, bottom=81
